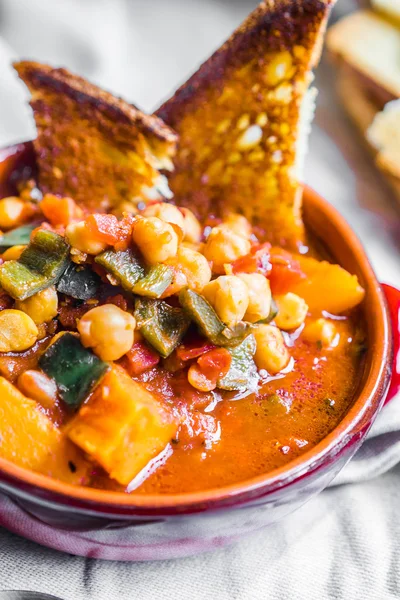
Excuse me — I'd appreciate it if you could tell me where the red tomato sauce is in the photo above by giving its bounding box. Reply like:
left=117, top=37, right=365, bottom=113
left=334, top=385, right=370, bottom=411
left=88, top=307, right=365, bottom=494
left=0, top=145, right=367, bottom=494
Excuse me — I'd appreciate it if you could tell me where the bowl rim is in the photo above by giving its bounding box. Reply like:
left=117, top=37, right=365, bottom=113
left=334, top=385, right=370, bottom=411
left=0, top=184, right=392, bottom=513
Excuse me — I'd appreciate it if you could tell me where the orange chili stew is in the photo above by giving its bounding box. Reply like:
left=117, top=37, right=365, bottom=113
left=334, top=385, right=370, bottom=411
left=0, top=175, right=366, bottom=494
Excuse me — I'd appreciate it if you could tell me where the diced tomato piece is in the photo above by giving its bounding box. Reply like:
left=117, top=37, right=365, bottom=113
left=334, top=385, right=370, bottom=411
left=91, top=262, right=110, bottom=284
left=121, top=342, right=160, bottom=376
left=85, top=214, right=119, bottom=245
left=268, top=247, right=306, bottom=295
left=0, top=292, right=13, bottom=311
left=197, top=348, right=231, bottom=381
left=176, top=338, right=216, bottom=362
left=231, top=242, right=271, bottom=275
left=103, top=294, right=129, bottom=312
left=114, top=214, right=137, bottom=251
left=86, top=213, right=135, bottom=249
left=40, top=194, right=83, bottom=227
left=58, top=304, right=92, bottom=329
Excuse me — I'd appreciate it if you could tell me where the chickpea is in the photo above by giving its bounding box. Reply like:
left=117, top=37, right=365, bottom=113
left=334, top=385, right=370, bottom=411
left=202, top=275, right=249, bottom=327
left=132, top=216, right=179, bottom=264
left=78, top=304, right=136, bottom=361
left=253, top=324, right=290, bottom=374
left=222, top=213, right=252, bottom=239
left=18, top=369, right=58, bottom=409
left=274, top=293, right=308, bottom=331
left=111, top=201, right=138, bottom=217
left=181, top=207, right=202, bottom=244
left=65, top=221, right=107, bottom=255
left=142, top=202, right=185, bottom=231
left=2, top=245, right=26, bottom=261
left=0, top=309, right=38, bottom=352
left=16, top=286, right=58, bottom=324
left=0, top=197, right=26, bottom=230
left=203, top=226, right=251, bottom=274
left=303, top=318, right=338, bottom=347
left=188, top=363, right=216, bottom=392
left=36, top=323, right=48, bottom=341
left=168, top=246, right=211, bottom=292
left=238, top=273, right=271, bottom=323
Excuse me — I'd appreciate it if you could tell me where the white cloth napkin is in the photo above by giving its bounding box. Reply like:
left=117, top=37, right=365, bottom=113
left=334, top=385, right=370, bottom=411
left=0, top=1, right=400, bottom=598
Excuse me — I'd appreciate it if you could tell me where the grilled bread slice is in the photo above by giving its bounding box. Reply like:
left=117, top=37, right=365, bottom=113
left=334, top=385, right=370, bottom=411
left=14, top=61, right=177, bottom=213
left=336, top=68, right=378, bottom=137
left=157, top=0, right=336, bottom=246
left=363, top=0, right=400, bottom=25
left=337, top=69, right=400, bottom=205
left=328, top=10, right=400, bottom=205
left=327, top=11, right=400, bottom=100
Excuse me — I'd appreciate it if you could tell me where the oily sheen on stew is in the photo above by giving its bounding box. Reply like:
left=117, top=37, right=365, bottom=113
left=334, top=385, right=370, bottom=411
left=0, top=167, right=365, bottom=494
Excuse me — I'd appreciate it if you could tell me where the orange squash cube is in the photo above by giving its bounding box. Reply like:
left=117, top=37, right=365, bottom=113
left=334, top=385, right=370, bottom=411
left=0, top=377, right=89, bottom=485
left=291, top=257, right=365, bottom=314
left=67, top=367, right=178, bottom=486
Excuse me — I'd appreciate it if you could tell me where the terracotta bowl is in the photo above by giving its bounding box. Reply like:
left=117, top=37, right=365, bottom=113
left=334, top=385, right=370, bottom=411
left=0, top=143, right=397, bottom=561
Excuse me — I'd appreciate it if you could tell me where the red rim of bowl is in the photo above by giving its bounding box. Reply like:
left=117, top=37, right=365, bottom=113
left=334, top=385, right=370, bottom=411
left=0, top=185, right=392, bottom=513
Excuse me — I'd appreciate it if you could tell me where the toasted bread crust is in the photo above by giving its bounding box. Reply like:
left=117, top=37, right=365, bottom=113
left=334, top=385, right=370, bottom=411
left=339, top=63, right=395, bottom=110
left=327, top=11, right=400, bottom=99
left=158, top=0, right=332, bottom=121
left=15, top=62, right=176, bottom=143
left=157, top=0, right=335, bottom=246
left=337, top=69, right=400, bottom=205
left=337, top=68, right=378, bottom=138
left=15, top=61, right=177, bottom=211
left=360, top=0, right=400, bottom=26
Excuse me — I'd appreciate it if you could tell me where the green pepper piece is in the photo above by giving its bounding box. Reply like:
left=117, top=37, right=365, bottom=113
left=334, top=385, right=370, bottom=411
left=179, top=288, right=223, bottom=341
left=57, top=263, right=101, bottom=300
left=0, top=261, right=47, bottom=298
left=132, top=264, right=174, bottom=298
left=0, top=223, right=37, bottom=248
left=135, top=297, right=190, bottom=358
left=0, top=229, right=70, bottom=300
left=179, top=288, right=251, bottom=347
left=22, top=229, right=69, bottom=276
left=95, top=248, right=145, bottom=290
left=96, top=248, right=174, bottom=299
left=218, top=335, right=259, bottom=392
left=39, top=332, right=109, bottom=408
